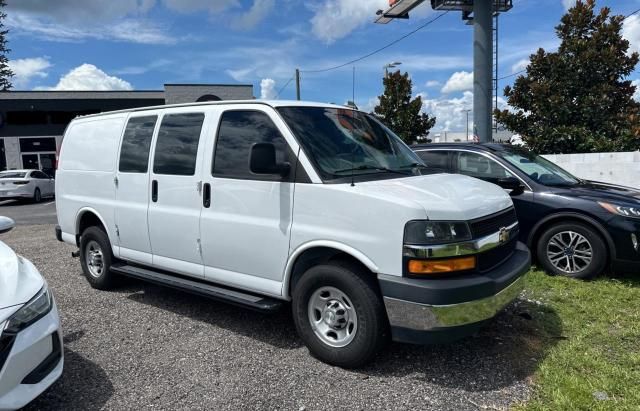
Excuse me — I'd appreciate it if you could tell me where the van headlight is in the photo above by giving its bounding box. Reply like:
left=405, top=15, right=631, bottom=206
left=598, top=202, right=640, bottom=219
left=404, top=220, right=472, bottom=245
left=3, top=286, right=53, bottom=334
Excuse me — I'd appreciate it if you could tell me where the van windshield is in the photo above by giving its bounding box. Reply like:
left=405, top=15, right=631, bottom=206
left=277, top=106, right=425, bottom=182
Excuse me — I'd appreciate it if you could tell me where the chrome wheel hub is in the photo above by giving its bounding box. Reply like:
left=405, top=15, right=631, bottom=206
left=547, top=231, right=592, bottom=274
left=85, top=240, right=105, bottom=278
left=308, top=286, right=358, bottom=348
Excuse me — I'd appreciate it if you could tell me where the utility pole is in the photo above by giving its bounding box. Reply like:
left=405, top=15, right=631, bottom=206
left=295, top=69, right=301, bottom=101
left=473, top=0, right=493, bottom=143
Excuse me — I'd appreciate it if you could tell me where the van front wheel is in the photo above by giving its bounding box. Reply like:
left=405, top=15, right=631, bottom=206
left=292, top=263, right=389, bottom=368
left=79, top=226, right=117, bottom=290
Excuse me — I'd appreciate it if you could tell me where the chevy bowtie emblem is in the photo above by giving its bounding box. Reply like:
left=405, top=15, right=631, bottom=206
left=498, top=227, right=509, bottom=244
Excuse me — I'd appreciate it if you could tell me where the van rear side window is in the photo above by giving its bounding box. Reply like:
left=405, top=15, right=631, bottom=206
left=119, top=116, right=157, bottom=173
left=153, top=113, right=205, bottom=176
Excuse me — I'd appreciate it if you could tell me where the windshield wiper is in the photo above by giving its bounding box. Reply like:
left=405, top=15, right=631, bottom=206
left=334, top=165, right=411, bottom=176
left=398, top=162, right=430, bottom=170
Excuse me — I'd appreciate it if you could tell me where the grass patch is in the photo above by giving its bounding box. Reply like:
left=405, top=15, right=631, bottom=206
left=519, top=270, right=640, bottom=410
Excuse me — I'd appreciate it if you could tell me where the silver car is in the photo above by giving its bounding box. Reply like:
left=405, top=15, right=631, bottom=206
left=0, top=170, right=55, bottom=203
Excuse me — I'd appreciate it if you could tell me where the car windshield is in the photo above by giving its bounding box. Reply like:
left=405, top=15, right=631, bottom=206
left=0, top=172, right=27, bottom=179
left=500, top=149, right=580, bottom=186
left=277, top=106, right=425, bottom=181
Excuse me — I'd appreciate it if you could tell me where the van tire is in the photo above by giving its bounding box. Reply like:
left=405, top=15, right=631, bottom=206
left=292, top=263, right=389, bottom=368
left=79, top=226, right=118, bottom=290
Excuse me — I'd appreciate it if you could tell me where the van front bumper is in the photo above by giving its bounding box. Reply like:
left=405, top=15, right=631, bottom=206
left=378, top=242, right=530, bottom=344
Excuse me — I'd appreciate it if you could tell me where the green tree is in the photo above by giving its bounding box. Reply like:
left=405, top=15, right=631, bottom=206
left=374, top=70, right=436, bottom=144
left=495, top=0, right=640, bottom=153
left=0, top=0, right=12, bottom=90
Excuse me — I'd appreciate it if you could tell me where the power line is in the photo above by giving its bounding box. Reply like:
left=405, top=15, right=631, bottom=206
left=300, top=11, right=449, bottom=74
left=275, top=77, right=294, bottom=99
left=626, top=8, right=640, bottom=19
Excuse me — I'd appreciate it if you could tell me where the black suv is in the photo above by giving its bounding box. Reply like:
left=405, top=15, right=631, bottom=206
left=412, top=143, right=640, bottom=279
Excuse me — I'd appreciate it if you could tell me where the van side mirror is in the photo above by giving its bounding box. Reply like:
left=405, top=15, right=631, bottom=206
left=0, top=217, right=15, bottom=234
left=496, top=177, right=524, bottom=193
left=249, top=143, right=290, bottom=177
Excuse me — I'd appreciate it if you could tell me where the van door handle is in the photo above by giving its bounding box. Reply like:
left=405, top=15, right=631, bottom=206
left=203, top=183, right=211, bottom=208
left=151, top=180, right=158, bottom=202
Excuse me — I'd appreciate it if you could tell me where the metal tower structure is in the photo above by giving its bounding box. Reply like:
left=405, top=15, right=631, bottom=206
left=375, top=0, right=513, bottom=143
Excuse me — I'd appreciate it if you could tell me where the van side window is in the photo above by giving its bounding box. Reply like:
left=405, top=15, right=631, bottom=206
left=119, top=116, right=157, bottom=173
left=213, top=110, right=293, bottom=181
left=153, top=113, right=205, bottom=176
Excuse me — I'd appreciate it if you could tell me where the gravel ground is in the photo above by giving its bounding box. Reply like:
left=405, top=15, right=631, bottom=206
left=3, top=224, right=549, bottom=411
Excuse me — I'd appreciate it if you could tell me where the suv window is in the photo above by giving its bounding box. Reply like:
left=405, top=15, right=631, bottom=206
left=416, top=150, right=449, bottom=172
left=153, top=113, right=205, bottom=176
left=119, top=116, right=157, bottom=173
left=455, top=151, right=514, bottom=180
left=213, top=110, right=293, bottom=181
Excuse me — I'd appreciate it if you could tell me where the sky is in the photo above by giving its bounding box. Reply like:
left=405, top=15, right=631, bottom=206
left=5, top=0, right=640, bottom=133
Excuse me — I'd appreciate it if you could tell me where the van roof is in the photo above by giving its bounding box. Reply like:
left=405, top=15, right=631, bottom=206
left=76, top=100, right=356, bottom=120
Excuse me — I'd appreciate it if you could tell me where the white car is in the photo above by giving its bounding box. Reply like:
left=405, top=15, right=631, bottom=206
left=0, top=170, right=55, bottom=203
left=0, top=217, right=63, bottom=410
left=55, top=100, right=530, bottom=367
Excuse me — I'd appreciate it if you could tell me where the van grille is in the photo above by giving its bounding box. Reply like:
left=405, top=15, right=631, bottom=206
left=478, top=238, right=517, bottom=272
left=470, top=207, right=518, bottom=238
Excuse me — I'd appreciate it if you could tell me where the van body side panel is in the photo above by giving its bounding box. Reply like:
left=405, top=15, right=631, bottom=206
left=288, top=183, right=427, bottom=285
left=56, top=115, right=127, bottom=244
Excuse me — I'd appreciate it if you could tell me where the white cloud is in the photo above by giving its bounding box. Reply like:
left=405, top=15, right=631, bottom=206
left=6, top=13, right=176, bottom=45
left=7, top=57, right=52, bottom=88
left=44, top=64, right=133, bottom=91
left=561, top=0, right=576, bottom=10
left=310, top=0, right=388, bottom=44
left=623, top=15, right=640, bottom=55
left=232, top=0, right=274, bottom=30
left=6, top=0, right=156, bottom=23
left=425, top=80, right=440, bottom=88
left=633, top=80, right=640, bottom=101
left=511, top=58, right=529, bottom=73
left=422, top=91, right=509, bottom=133
left=162, top=0, right=238, bottom=14
left=260, top=78, right=277, bottom=99
left=441, top=71, right=473, bottom=94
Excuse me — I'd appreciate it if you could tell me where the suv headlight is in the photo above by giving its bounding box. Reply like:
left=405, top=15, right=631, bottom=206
left=404, top=220, right=472, bottom=245
left=3, top=286, right=53, bottom=334
left=598, top=202, right=640, bottom=219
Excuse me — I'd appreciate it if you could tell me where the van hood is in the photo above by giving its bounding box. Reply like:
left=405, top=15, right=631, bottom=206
left=0, top=240, right=44, bottom=314
left=357, top=173, right=513, bottom=221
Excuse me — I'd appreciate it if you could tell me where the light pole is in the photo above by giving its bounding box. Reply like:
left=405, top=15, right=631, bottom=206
left=384, top=62, right=402, bottom=78
left=464, top=109, right=471, bottom=141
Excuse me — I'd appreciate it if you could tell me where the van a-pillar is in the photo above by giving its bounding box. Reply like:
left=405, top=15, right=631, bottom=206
left=473, top=0, right=493, bottom=143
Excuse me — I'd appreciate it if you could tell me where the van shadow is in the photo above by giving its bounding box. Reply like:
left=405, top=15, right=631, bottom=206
left=22, top=339, right=114, bottom=410
left=118, top=279, right=303, bottom=350
left=358, top=299, right=563, bottom=392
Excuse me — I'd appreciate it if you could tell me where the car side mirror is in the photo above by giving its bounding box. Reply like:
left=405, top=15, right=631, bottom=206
left=496, top=177, right=525, bottom=193
left=249, top=143, right=290, bottom=177
left=0, top=216, right=15, bottom=234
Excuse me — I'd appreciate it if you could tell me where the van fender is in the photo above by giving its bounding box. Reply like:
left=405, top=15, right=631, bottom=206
left=282, top=240, right=379, bottom=299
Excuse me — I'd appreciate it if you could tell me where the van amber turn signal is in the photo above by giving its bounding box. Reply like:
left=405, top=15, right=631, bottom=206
left=408, top=256, right=476, bottom=275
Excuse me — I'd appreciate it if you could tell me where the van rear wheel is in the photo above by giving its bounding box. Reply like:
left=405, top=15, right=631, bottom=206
left=79, top=226, right=118, bottom=290
left=292, top=262, right=389, bottom=368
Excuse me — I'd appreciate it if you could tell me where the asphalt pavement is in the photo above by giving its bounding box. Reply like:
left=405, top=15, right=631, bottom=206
left=0, top=199, right=57, bottom=225
left=2, top=224, right=554, bottom=410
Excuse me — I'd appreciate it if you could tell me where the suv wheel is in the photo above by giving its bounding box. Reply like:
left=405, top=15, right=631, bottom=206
left=79, top=226, right=118, bottom=289
left=292, top=262, right=389, bottom=368
left=537, top=222, right=607, bottom=279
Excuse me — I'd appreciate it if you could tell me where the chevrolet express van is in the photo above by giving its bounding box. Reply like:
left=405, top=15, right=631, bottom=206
left=55, top=101, right=530, bottom=367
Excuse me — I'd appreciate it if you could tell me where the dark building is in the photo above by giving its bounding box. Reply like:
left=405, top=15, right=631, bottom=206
left=0, top=84, right=254, bottom=173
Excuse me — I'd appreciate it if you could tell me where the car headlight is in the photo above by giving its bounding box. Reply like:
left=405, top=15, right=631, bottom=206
left=3, top=286, right=53, bottom=334
left=598, top=202, right=640, bottom=219
left=404, top=220, right=472, bottom=245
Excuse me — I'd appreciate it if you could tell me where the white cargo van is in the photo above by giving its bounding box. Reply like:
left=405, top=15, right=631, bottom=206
left=55, top=101, right=530, bottom=367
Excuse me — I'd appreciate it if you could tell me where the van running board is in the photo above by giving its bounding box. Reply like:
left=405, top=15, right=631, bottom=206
left=110, top=263, right=283, bottom=313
